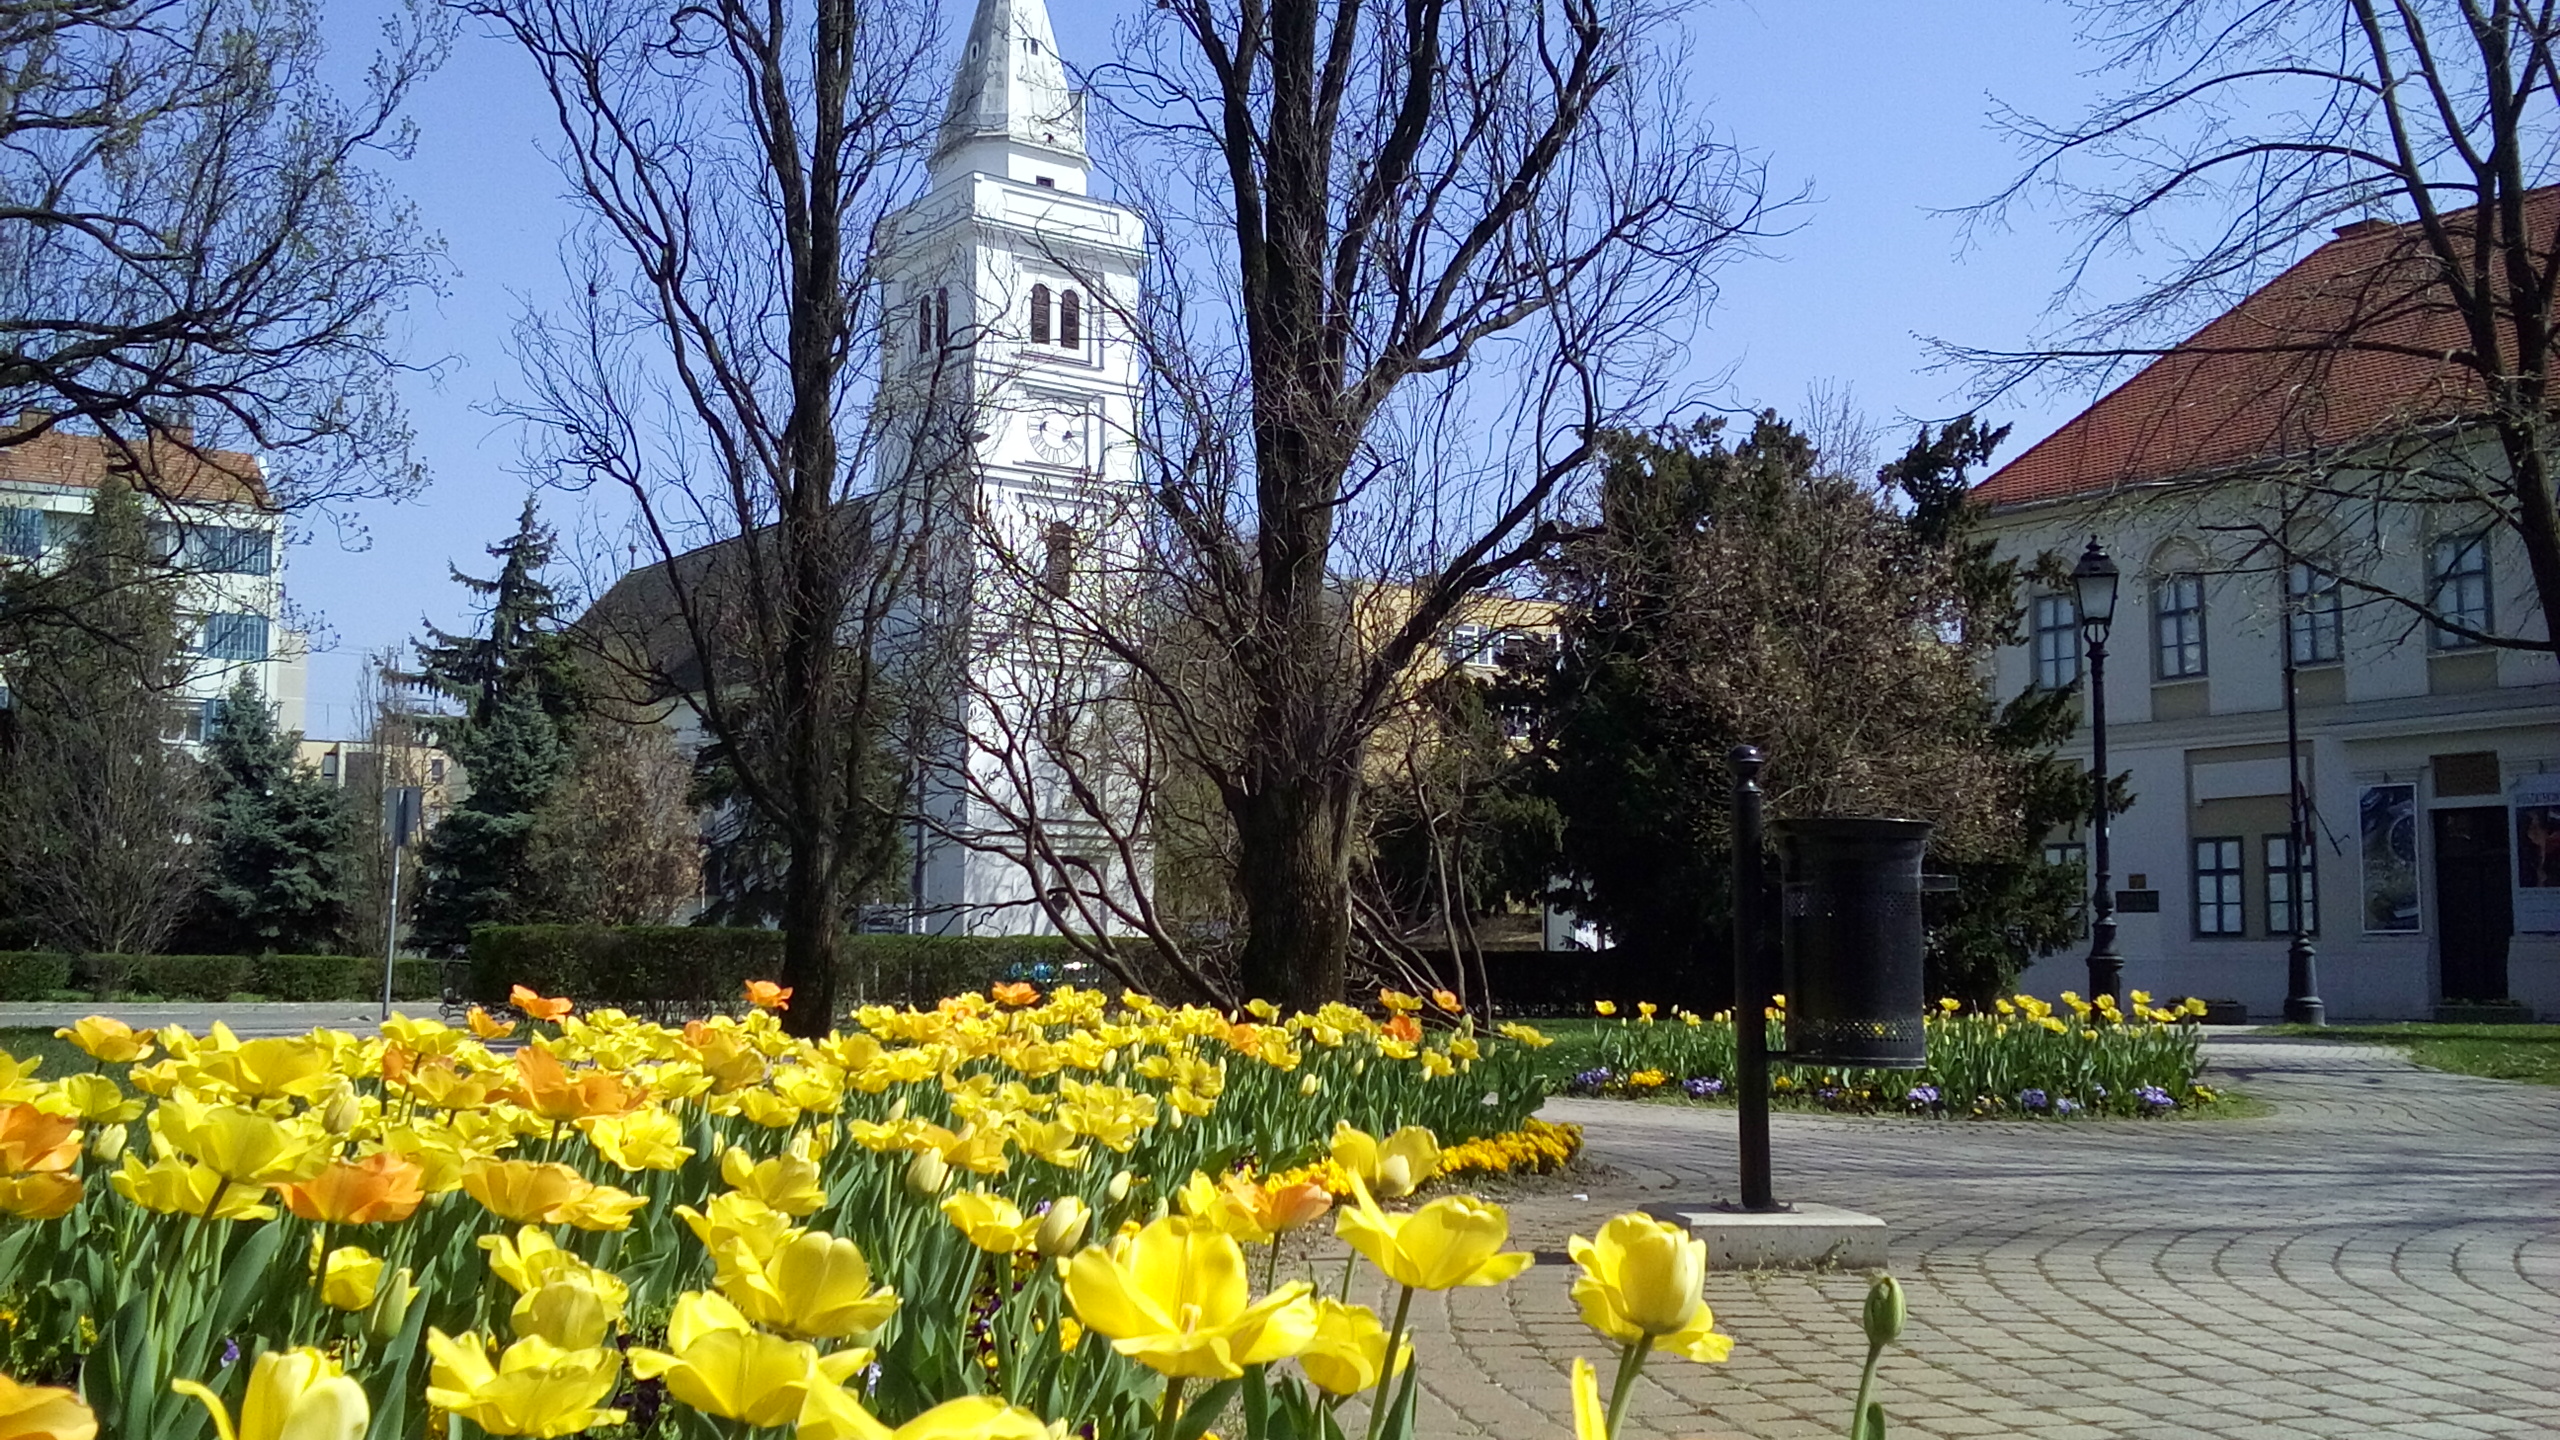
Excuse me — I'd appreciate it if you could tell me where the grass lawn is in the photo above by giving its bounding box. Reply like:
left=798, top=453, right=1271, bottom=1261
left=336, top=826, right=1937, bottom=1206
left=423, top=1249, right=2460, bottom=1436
left=2263, top=1023, right=2560, bottom=1086
left=0, top=1026, right=92, bottom=1074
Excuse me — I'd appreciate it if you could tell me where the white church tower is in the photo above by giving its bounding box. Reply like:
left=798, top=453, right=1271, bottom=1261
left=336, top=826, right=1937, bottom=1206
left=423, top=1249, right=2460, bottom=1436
left=874, top=0, right=1150, bottom=937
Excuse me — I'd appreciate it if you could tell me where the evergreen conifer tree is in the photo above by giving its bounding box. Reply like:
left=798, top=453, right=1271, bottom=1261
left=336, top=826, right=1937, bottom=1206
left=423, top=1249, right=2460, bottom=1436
left=408, top=497, right=584, bottom=953
left=188, top=674, right=354, bottom=953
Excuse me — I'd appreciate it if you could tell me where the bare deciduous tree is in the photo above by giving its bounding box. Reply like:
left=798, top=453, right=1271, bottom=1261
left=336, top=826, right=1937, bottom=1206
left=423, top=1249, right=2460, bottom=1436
left=480, top=0, right=955, bottom=1032
left=1963, top=0, right=2560, bottom=653
left=0, top=0, right=445, bottom=509
left=528, top=718, right=703, bottom=926
left=1065, top=0, right=1768, bottom=1005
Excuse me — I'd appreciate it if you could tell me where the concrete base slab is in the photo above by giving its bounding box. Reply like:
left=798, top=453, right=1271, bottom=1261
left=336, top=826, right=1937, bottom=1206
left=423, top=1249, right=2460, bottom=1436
left=1640, top=1200, right=1888, bottom=1270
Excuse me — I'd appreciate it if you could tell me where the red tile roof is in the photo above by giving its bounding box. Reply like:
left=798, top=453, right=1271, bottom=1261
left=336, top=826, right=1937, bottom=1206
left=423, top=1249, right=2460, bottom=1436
left=0, top=422, right=269, bottom=508
left=1973, top=193, right=2559, bottom=509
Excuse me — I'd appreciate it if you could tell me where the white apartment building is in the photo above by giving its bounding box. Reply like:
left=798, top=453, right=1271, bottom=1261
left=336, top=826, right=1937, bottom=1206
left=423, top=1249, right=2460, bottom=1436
left=1976, top=215, right=2558, bottom=1021
left=0, top=423, right=308, bottom=737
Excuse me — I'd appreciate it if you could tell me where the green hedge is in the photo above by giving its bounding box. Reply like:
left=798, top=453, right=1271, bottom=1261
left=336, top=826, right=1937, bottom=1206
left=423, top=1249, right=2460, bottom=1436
left=0, top=952, right=73, bottom=1002
left=466, top=926, right=1099, bottom=1012
left=47, top=953, right=440, bottom=1003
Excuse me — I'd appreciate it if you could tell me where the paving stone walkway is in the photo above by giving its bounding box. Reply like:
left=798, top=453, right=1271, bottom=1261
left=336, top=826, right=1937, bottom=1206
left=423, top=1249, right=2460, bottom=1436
left=0, top=1000, right=401, bottom=1038
left=1387, top=1036, right=2559, bottom=1440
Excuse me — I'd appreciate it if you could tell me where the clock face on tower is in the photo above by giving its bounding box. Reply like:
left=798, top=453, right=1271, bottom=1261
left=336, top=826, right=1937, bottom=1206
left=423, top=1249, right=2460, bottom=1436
left=1026, top=406, right=1088, bottom=467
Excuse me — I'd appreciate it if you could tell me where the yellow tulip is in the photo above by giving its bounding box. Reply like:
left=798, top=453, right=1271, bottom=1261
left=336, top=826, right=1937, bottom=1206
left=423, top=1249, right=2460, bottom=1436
left=940, top=1189, right=1040, bottom=1253
left=1035, top=1196, right=1092, bottom=1257
left=720, top=1145, right=828, bottom=1215
left=1296, top=1299, right=1408, bottom=1396
left=799, top=1390, right=1051, bottom=1440
left=460, top=1159, right=597, bottom=1225
left=550, top=1182, right=648, bottom=1232
left=46, top=1075, right=141, bottom=1125
left=424, top=1331, right=626, bottom=1438
left=1062, top=1214, right=1319, bottom=1379
left=157, top=1101, right=324, bottom=1187
left=1567, top=1214, right=1729, bottom=1362
left=1335, top=1179, right=1530, bottom=1291
left=712, top=1228, right=901, bottom=1341
left=318, top=1246, right=384, bottom=1312
left=110, top=1155, right=276, bottom=1221
left=54, top=1017, right=150, bottom=1065
left=579, top=1108, right=693, bottom=1171
left=1329, top=1122, right=1440, bottom=1199
left=1571, top=1357, right=1607, bottom=1440
left=0, top=1371, right=96, bottom=1440
left=478, top=1228, right=633, bottom=1321
left=512, top=1276, right=619, bottom=1350
left=0, top=1172, right=80, bottom=1220
left=171, top=1347, right=368, bottom=1440
left=627, top=1291, right=866, bottom=1429
left=676, top=1190, right=796, bottom=1263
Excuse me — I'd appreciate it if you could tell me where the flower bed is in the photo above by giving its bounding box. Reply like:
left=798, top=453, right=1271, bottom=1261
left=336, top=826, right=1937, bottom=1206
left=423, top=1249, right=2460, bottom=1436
left=0, top=985, right=1687, bottom=1440
left=1560, top=992, right=2216, bottom=1117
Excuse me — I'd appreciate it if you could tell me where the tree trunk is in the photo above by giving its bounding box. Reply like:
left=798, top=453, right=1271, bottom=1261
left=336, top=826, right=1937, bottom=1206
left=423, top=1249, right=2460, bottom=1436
left=781, top=829, right=839, bottom=1037
left=1231, top=769, right=1357, bottom=1008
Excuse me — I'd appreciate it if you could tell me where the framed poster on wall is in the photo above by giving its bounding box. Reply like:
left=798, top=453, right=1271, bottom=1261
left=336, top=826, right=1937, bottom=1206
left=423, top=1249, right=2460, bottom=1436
left=2516, top=772, right=2560, bottom=934
left=2360, top=783, right=2420, bottom=933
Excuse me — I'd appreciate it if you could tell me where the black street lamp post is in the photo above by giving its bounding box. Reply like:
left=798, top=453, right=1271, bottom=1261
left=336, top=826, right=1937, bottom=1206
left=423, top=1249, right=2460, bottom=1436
left=2281, top=580, right=2327, bottom=1025
left=2073, top=538, right=2124, bottom=1001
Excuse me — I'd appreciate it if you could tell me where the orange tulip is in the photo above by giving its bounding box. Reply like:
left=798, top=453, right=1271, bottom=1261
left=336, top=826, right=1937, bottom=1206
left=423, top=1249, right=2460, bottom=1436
left=1430, top=989, right=1462, bottom=1014
left=379, top=1044, right=414, bottom=1088
left=516, top=1046, right=644, bottom=1122
left=1237, top=1175, right=1333, bottom=1235
left=743, top=980, right=792, bottom=1011
left=1383, top=1013, right=1422, bottom=1044
left=0, top=1172, right=83, bottom=1220
left=510, top=985, right=574, bottom=1022
left=462, top=1159, right=595, bottom=1225
left=990, top=982, right=1038, bottom=1008
left=465, top=1007, right=517, bottom=1040
left=277, top=1152, right=427, bottom=1225
left=0, top=1104, right=80, bottom=1176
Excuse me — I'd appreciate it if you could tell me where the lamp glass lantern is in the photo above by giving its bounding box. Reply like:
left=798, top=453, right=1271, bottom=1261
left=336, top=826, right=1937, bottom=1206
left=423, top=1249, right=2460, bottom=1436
left=2072, top=539, right=2120, bottom=637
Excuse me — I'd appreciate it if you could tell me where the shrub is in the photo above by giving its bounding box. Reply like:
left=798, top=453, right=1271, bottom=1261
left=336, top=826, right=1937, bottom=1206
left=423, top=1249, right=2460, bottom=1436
left=467, top=925, right=1108, bottom=1013
left=115, top=954, right=252, bottom=1001
left=249, top=954, right=441, bottom=1003
left=0, top=951, right=72, bottom=1002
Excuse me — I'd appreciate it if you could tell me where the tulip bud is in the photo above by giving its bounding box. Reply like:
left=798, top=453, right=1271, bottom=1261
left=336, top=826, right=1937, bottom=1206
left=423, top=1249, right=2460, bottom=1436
left=1862, top=1275, right=1905, bottom=1348
left=366, top=1267, right=418, bottom=1343
left=89, top=1124, right=128, bottom=1164
left=1375, top=1154, right=1414, bottom=1200
left=1035, top=1196, right=1091, bottom=1257
left=1146, top=1196, right=1168, bottom=1222
left=886, top=1095, right=909, bottom=1122
left=905, top=1148, right=950, bottom=1197
left=1299, top=1074, right=1320, bottom=1097
left=1105, top=1170, right=1132, bottom=1203
left=321, top=1085, right=362, bottom=1137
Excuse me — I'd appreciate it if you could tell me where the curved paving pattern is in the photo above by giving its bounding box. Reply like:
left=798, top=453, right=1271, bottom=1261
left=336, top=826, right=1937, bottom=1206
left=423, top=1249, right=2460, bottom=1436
left=1394, top=1037, right=2560, bottom=1440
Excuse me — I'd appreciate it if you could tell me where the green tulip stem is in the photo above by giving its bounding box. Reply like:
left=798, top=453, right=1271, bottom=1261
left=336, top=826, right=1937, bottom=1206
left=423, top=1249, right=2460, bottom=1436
left=1850, top=1336, right=1885, bottom=1440
left=1155, top=1376, right=1189, bottom=1440
left=1365, top=1285, right=1416, bottom=1440
left=1604, top=1336, right=1652, bottom=1440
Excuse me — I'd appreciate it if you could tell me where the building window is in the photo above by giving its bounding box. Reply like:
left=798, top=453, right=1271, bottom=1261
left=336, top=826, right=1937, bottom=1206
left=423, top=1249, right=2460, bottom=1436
left=1041, top=521, right=1076, bottom=598
left=1059, top=289, right=1081, bottom=348
left=1029, top=284, right=1051, bottom=345
left=2045, top=840, right=2088, bottom=933
left=2154, top=571, right=2206, bottom=679
left=2263, top=833, right=2317, bottom=936
left=320, top=750, right=339, bottom=783
left=199, top=612, right=268, bottom=662
left=916, top=296, right=932, bottom=357
left=429, top=757, right=447, bottom=784
left=935, top=287, right=950, bottom=349
left=162, top=699, right=216, bottom=744
left=2429, top=532, right=2490, bottom=647
left=0, top=506, right=38, bottom=558
left=2286, top=561, right=2340, bottom=664
left=2193, top=836, right=2245, bottom=936
left=2031, top=593, right=2080, bottom=690
left=1445, top=623, right=1493, bottom=666
left=43, top=510, right=85, bottom=550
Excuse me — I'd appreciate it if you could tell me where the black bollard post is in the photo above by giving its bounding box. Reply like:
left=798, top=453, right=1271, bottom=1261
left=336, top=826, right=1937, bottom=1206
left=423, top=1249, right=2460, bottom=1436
left=1731, top=745, right=1777, bottom=1212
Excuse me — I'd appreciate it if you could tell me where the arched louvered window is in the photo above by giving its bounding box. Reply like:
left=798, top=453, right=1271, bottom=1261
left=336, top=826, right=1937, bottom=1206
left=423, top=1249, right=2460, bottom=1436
left=1058, top=288, right=1081, bottom=348
left=935, top=287, right=950, bottom=348
left=1029, top=284, right=1051, bottom=345
left=916, top=296, right=932, bottom=356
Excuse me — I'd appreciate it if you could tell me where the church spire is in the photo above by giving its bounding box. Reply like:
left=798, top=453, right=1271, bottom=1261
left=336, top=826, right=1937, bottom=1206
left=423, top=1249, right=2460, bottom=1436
left=932, top=0, right=1087, bottom=183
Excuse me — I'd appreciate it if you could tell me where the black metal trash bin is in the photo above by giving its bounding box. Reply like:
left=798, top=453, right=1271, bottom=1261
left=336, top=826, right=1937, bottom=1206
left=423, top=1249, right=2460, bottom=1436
left=1768, top=816, right=1933, bottom=1069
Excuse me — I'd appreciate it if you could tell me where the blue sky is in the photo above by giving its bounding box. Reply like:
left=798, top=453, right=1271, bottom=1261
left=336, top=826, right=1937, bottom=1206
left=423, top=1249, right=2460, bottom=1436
left=292, top=0, right=2142, bottom=736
